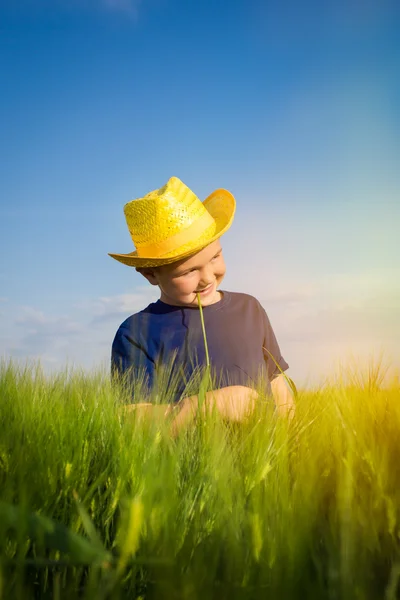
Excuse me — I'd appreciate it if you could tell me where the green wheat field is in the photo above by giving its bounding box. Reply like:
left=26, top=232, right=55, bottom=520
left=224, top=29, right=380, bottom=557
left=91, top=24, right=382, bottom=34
left=1, top=357, right=400, bottom=599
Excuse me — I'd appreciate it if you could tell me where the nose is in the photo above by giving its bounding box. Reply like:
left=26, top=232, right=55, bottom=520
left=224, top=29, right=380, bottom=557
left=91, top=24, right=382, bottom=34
left=198, top=266, right=214, bottom=288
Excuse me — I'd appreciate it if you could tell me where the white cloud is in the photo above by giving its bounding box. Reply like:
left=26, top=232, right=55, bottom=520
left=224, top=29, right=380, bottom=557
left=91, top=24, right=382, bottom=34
left=0, top=288, right=159, bottom=373
left=8, top=307, right=83, bottom=367
left=15, top=307, right=81, bottom=333
left=253, top=269, right=400, bottom=387
left=1, top=271, right=398, bottom=388
left=75, top=287, right=159, bottom=323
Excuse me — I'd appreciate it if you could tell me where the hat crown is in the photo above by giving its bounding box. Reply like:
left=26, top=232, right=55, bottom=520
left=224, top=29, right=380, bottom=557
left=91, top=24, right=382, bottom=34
left=123, top=177, right=215, bottom=258
left=108, top=176, right=236, bottom=267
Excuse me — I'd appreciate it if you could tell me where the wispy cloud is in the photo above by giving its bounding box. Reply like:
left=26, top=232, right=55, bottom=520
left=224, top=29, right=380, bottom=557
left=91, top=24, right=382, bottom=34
left=0, top=288, right=158, bottom=372
left=1, top=271, right=398, bottom=387
left=75, top=287, right=159, bottom=324
left=10, top=307, right=83, bottom=364
left=253, top=269, right=400, bottom=386
left=16, top=0, right=144, bottom=18
left=101, top=0, right=142, bottom=17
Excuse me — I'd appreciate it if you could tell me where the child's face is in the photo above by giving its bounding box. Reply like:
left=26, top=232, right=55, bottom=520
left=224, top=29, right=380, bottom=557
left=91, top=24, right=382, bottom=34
left=141, top=240, right=226, bottom=307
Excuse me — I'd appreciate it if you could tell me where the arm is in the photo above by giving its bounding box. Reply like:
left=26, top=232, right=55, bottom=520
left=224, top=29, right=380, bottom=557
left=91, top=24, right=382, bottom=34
left=270, top=374, right=295, bottom=419
left=112, top=325, right=155, bottom=402
left=169, top=385, right=258, bottom=436
left=114, top=324, right=258, bottom=433
left=123, top=385, right=258, bottom=436
left=258, top=302, right=293, bottom=418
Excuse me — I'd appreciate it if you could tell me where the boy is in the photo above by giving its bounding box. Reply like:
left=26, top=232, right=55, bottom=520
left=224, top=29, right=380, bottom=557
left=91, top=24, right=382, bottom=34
left=109, top=177, right=294, bottom=433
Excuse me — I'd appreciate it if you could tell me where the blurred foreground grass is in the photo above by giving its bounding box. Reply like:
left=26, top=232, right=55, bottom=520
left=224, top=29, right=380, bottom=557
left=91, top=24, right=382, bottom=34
left=0, top=358, right=400, bottom=599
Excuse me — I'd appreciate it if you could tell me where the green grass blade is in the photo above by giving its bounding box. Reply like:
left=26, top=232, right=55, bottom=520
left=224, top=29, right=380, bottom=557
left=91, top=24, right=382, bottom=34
left=0, top=501, right=112, bottom=566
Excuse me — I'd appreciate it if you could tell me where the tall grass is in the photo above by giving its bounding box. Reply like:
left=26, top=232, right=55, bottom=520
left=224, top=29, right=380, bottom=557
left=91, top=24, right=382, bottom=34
left=0, top=357, right=400, bottom=598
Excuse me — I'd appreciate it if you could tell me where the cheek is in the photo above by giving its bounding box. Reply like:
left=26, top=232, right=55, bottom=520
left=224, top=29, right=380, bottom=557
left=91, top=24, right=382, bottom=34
left=172, top=275, right=198, bottom=294
left=215, top=258, right=226, bottom=277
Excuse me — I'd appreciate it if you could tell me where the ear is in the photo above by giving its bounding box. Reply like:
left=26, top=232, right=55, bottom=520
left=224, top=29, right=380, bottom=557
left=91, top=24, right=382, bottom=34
left=136, top=267, right=160, bottom=286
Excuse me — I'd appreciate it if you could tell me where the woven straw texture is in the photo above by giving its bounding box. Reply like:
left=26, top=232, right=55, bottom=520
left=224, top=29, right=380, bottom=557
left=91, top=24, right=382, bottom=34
left=109, top=177, right=236, bottom=268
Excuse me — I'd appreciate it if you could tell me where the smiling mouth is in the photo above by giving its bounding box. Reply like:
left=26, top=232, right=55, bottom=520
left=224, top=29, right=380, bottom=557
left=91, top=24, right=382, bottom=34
left=196, top=283, right=213, bottom=293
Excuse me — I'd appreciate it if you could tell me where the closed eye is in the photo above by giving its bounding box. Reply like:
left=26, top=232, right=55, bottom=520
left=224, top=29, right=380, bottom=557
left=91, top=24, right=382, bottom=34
left=176, top=252, right=221, bottom=277
left=178, top=268, right=197, bottom=277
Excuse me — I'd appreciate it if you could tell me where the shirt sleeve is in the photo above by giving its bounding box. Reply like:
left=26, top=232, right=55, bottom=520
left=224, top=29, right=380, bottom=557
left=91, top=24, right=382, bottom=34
left=259, top=304, right=289, bottom=381
left=111, top=325, right=155, bottom=402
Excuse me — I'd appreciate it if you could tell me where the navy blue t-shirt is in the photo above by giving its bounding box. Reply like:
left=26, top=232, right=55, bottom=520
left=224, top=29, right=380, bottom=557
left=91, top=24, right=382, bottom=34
left=111, top=290, right=289, bottom=403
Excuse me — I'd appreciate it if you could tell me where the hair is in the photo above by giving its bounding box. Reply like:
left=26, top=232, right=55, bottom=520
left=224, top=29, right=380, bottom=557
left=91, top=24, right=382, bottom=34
left=135, top=266, right=163, bottom=274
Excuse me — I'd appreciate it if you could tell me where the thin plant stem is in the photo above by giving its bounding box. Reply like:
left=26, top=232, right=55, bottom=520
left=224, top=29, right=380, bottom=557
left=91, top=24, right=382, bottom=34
left=262, top=346, right=298, bottom=399
left=197, top=293, right=210, bottom=369
left=197, top=293, right=211, bottom=413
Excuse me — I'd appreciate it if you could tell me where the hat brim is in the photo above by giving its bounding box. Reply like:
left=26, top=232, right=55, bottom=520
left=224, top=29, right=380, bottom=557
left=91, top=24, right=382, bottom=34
left=108, top=188, right=236, bottom=268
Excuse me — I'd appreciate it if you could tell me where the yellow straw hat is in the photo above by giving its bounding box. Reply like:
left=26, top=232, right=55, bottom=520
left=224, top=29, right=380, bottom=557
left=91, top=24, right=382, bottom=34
left=108, top=176, right=236, bottom=268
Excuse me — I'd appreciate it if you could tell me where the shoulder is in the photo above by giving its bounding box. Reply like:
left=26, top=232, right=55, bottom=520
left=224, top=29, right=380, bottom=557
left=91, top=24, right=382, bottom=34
left=224, top=291, right=264, bottom=312
left=114, top=311, right=143, bottom=335
left=113, top=299, right=177, bottom=343
left=223, top=291, right=273, bottom=328
left=113, top=302, right=156, bottom=340
left=112, top=315, right=138, bottom=352
left=224, top=290, right=261, bottom=306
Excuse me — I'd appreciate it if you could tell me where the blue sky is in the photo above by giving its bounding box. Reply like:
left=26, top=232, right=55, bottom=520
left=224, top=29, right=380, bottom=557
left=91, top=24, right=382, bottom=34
left=1, top=0, right=399, bottom=386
